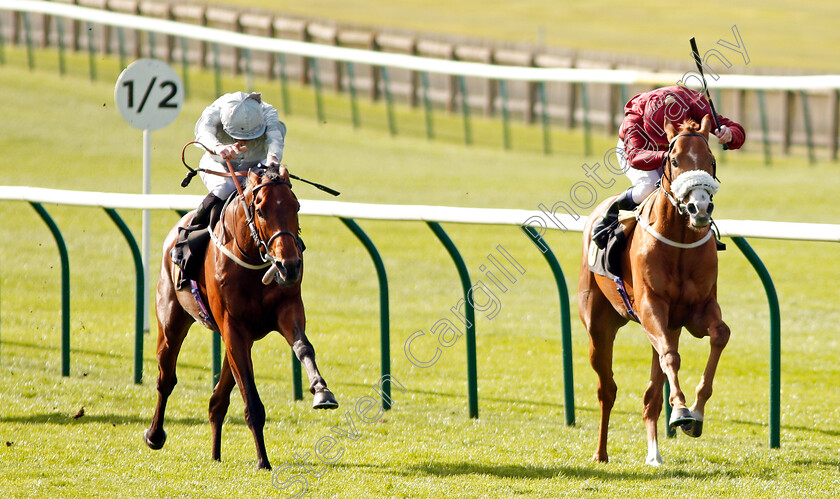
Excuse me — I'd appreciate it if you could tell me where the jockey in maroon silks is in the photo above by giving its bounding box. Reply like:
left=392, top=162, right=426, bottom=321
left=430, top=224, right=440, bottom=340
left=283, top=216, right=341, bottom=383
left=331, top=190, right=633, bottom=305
left=591, top=85, right=745, bottom=248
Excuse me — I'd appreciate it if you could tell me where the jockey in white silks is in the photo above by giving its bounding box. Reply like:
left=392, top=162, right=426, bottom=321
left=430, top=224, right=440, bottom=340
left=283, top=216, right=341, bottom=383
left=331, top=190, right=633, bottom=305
left=171, top=92, right=287, bottom=282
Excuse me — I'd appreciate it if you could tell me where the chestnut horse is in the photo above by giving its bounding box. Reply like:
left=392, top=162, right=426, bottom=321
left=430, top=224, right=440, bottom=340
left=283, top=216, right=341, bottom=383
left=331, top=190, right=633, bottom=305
left=144, top=165, right=338, bottom=470
left=579, top=115, right=730, bottom=466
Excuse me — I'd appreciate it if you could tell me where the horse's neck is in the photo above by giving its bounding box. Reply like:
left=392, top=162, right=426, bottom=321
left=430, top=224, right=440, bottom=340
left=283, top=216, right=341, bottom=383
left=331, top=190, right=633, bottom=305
left=220, top=197, right=257, bottom=256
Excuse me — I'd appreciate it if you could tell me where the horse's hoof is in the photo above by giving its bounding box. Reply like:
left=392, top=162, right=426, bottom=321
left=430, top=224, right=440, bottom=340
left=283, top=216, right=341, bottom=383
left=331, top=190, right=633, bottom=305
left=143, top=428, right=167, bottom=450
left=681, top=419, right=704, bottom=438
left=668, top=407, right=695, bottom=429
left=312, top=389, right=339, bottom=409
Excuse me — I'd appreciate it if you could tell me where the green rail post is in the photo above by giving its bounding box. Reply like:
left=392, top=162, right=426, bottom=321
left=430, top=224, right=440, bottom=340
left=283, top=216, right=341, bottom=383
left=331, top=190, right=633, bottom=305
left=243, top=48, right=253, bottom=93
left=381, top=66, right=397, bottom=136
left=459, top=76, right=472, bottom=146
left=212, top=332, right=222, bottom=389
left=522, top=227, right=575, bottom=426
left=0, top=10, right=5, bottom=65
left=500, top=80, right=511, bottom=151
left=180, top=37, right=190, bottom=100
left=30, top=203, right=70, bottom=377
left=665, top=383, right=676, bottom=438
left=311, top=58, right=325, bottom=124
left=347, top=62, right=360, bottom=129
left=148, top=28, right=156, bottom=60
left=340, top=218, right=392, bottom=410
left=292, top=353, right=303, bottom=400
left=538, top=82, right=551, bottom=155
left=757, top=90, right=772, bottom=166
left=22, top=12, right=33, bottom=70
left=57, top=16, right=66, bottom=75
left=581, top=83, right=591, bottom=156
left=421, top=71, right=434, bottom=140
left=104, top=208, right=144, bottom=385
left=427, top=222, right=478, bottom=419
left=731, top=236, right=781, bottom=449
left=277, top=53, right=291, bottom=115
left=800, top=91, right=816, bottom=165
left=86, top=22, right=96, bottom=81
left=619, top=85, right=628, bottom=111
left=212, top=43, right=221, bottom=97
left=116, top=27, right=125, bottom=71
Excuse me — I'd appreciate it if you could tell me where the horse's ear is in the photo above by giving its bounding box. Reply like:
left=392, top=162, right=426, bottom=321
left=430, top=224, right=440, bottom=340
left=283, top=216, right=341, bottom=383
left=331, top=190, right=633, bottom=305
left=699, top=114, right=713, bottom=137
left=664, top=118, right=677, bottom=141
left=247, top=169, right=262, bottom=186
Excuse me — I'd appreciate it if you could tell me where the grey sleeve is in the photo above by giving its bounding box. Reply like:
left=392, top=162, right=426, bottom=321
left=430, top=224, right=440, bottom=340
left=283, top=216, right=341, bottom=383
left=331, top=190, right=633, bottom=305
left=262, top=103, right=287, bottom=160
left=194, top=100, right=224, bottom=151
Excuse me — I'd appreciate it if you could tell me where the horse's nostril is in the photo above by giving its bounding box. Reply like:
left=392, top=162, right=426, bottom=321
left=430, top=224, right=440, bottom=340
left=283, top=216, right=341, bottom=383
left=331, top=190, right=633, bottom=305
left=686, top=203, right=698, bottom=215
left=708, top=202, right=714, bottom=215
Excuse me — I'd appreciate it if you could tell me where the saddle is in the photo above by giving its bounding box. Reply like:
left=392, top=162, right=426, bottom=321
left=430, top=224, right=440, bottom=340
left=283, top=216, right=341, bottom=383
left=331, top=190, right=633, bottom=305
left=171, top=198, right=225, bottom=289
left=588, top=210, right=636, bottom=281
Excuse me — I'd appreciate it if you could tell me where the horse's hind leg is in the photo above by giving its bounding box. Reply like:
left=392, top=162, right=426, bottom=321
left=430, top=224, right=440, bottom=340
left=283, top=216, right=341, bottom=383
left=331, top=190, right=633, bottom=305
left=209, top=353, right=236, bottom=462
left=579, top=281, right=624, bottom=463
left=144, top=303, right=192, bottom=450
left=642, top=347, right=666, bottom=465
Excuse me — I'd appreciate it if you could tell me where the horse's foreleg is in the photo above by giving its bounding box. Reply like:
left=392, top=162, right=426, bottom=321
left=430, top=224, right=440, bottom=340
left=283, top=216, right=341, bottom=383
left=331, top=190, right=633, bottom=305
left=209, top=352, right=236, bottom=462
left=685, top=305, right=731, bottom=437
left=281, top=302, right=338, bottom=410
left=224, top=334, right=271, bottom=470
left=293, top=337, right=339, bottom=409
left=642, top=347, right=666, bottom=466
left=144, top=312, right=191, bottom=451
left=639, top=298, right=691, bottom=427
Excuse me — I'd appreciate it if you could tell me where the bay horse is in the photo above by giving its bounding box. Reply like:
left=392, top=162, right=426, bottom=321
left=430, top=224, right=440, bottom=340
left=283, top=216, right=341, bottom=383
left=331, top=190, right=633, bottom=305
left=144, top=165, right=338, bottom=470
left=578, top=115, right=730, bottom=466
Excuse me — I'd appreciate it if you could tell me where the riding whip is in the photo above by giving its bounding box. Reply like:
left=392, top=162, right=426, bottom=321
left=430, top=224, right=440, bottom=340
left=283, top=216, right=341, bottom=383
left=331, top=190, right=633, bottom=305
left=689, top=37, right=728, bottom=150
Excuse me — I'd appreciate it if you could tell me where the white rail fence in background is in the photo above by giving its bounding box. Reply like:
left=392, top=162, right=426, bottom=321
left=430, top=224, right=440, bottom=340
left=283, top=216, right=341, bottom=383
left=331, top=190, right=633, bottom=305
left=1, top=0, right=839, bottom=161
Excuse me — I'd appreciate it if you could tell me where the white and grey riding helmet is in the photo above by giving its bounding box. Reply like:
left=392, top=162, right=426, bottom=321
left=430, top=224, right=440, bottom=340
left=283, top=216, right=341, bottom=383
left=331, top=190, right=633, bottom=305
left=221, top=92, right=266, bottom=140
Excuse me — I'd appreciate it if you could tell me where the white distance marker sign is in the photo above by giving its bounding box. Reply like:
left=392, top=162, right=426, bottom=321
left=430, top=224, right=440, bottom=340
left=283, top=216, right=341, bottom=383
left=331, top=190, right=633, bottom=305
left=115, top=59, right=184, bottom=131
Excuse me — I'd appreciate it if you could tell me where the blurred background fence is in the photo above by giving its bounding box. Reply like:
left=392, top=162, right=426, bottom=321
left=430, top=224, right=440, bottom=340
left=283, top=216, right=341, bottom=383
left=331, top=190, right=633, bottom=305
left=1, top=0, right=838, bottom=164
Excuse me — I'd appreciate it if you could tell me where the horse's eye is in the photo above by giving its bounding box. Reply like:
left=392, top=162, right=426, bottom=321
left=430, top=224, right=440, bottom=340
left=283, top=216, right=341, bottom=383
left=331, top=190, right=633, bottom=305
left=670, top=159, right=678, bottom=168
left=255, top=208, right=264, bottom=218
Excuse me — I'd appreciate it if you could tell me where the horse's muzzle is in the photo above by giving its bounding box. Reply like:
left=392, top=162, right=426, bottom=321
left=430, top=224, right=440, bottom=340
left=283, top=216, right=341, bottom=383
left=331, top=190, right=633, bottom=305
left=261, top=258, right=302, bottom=285
left=277, top=258, right=302, bottom=284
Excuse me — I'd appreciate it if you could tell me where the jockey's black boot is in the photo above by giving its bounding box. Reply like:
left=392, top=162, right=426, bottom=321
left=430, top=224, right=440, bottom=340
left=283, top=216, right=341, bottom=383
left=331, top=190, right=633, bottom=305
left=171, top=193, right=223, bottom=289
left=592, top=188, right=637, bottom=250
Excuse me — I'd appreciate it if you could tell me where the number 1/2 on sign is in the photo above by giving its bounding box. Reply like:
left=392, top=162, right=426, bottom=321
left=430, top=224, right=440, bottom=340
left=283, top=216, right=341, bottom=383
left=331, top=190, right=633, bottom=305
left=121, top=77, right=179, bottom=113
left=115, top=59, right=184, bottom=131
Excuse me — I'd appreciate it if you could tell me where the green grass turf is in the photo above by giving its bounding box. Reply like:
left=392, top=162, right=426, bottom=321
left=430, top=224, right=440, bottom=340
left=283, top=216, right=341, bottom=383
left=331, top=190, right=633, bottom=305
left=222, top=0, right=840, bottom=73
left=1, top=48, right=839, bottom=497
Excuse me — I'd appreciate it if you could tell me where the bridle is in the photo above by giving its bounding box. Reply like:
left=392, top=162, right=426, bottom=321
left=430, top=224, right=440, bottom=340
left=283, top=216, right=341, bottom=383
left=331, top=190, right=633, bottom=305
left=634, top=130, right=721, bottom=249
left=659, top=131, right=717, bottom=216
left=245, top=180, right=305, bottom=268
left=209, top=167, right=304, bottom=275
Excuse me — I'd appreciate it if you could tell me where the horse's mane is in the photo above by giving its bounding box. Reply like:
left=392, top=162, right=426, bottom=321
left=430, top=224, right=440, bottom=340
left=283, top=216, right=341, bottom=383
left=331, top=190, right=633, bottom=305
left=678, top=119, right=700, bottom=134
left=261, top=164, right=284, bottom=183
